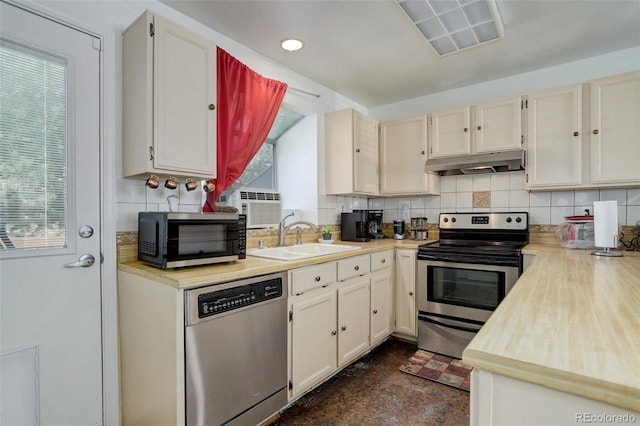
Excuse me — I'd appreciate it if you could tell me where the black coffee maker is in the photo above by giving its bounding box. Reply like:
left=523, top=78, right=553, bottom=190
left=368, top=210, right=384, bottom=239
left=341, top=210, right=370, bottom=242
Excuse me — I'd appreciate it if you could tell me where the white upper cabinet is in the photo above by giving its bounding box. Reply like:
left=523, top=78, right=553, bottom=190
left=379, top=114, right=440, bottom=195
left=525, top=84, right=583, bottom=188
left=122, top=11, right=217, bottom=179
left=429, top=96, right=522, bottom=159
left=589, top=71, right=640, bottom=185
left=429, top=105, right=471, bottom=158
left=525, top=71, right=640, bottom=190
left=325, top=109, right=379, bottom=196
left=474, top=96, right=523, bottom=153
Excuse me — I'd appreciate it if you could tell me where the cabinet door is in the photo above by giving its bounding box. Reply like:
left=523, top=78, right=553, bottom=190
left=353, top=112, right=379, bottom=194
left=429, top=106, right=471, bottom=158
left=589, top=71, right=640, bottom=185
left=379, top=115, right=432, bottom=194
left=526, top=85, right=582, bottom=188
left=290, top=290, right=337, bottom=397
left=395, top=249, right=416, bottom=337
left=154, top=15, right=216, bottom=176
left=325, top=109, right=378, bottom=196
left=337, top=277, right=371, bottom=367
left=474, top=96, right=522, bottom=153
left=370, top=269, right=393, bottom=346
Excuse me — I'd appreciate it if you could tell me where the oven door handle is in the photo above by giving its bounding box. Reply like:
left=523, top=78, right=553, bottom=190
left=419, top=314, right=483, bottom=333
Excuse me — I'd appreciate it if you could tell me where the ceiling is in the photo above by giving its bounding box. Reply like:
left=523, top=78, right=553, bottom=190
left=161, top=0, right=640, bottom=108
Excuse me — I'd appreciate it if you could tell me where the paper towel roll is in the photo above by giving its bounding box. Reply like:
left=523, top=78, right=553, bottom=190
left=593, top=200, right=618, bottom=249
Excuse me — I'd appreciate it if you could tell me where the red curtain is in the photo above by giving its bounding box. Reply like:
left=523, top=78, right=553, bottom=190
left=203, top=48, right=288, bottom=212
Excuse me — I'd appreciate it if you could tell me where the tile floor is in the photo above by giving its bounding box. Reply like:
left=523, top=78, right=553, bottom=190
left=272, top=338, right=470, bottom=425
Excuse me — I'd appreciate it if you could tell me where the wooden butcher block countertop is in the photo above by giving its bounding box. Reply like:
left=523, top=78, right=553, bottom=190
left=463, top=244, right=640, bottom=412
left=118, top=238, right=426, bottom=290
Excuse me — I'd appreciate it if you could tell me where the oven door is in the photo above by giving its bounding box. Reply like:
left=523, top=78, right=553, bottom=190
left=417, top=259, right=519, bottom=323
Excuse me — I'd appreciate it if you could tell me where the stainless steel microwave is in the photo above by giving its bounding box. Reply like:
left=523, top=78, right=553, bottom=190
left=138, top=212, right=246, bottom=269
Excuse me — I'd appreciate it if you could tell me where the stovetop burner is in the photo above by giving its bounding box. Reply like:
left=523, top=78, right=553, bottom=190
left=418, top=212, right=530, bottom=259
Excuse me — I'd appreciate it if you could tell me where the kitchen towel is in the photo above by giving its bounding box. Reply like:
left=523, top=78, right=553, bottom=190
left=593, top=200, right=619, bottom=249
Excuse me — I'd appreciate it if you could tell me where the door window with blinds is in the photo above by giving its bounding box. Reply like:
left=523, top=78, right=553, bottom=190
left=0, top=40, right=68, bottom=253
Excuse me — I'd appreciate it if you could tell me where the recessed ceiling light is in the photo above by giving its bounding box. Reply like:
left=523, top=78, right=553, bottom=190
left=280, top=38, right=304, bottom=52
left=396, top=0, right=504, bottom=56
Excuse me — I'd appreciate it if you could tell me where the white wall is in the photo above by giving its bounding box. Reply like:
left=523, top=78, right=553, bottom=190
left=277, top=114, right=318, bottom=223
left=369, top=46, right=640, bottom=121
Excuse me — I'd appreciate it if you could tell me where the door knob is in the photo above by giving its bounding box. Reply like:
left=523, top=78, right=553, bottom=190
left=64, top=254, right=95, bottom=268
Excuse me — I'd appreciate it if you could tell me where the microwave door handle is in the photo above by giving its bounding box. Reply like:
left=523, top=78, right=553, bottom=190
left=419, top=314, right=482, bottom=333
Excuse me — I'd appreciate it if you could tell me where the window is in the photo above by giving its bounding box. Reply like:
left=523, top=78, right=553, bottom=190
left=0, top=40, right=68, bottom=251
left=227, top=106, right=304, bottom=192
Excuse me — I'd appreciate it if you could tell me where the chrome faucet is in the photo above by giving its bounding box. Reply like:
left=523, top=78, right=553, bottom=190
left=277, top=212, right=315, bottom=246
left=277, top=212, right=295, bottom=246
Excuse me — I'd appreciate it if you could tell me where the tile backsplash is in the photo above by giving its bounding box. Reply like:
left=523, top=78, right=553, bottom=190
left=318, top=171, right=640, bottom=227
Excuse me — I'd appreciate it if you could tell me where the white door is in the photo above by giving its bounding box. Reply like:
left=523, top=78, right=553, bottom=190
left=429, top=105, right=471, bottom=158
left=0, top=2, right=102, bottom=425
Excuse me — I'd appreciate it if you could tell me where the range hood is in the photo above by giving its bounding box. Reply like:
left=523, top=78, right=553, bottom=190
left=425, top=150, right=524, bottom=175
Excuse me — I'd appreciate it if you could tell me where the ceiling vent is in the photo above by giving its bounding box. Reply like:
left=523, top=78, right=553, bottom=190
left=396, top=0, right=504, bottom=56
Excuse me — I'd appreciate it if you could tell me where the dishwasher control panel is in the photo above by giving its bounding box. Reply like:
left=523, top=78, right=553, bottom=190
left=197, top=278, right=283, bottom=319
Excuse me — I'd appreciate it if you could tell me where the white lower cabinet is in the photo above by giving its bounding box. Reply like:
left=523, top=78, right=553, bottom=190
left=370, top=268, right=393, bottom=345
left=288, top=250, right=396, bottom=399
left=370, top=249, right=394, bottom=346
left=289, top=287, right=337, bottom=397
left=337, top=276, right=371, bottom=367
left=395, top=249, right=417, bottom=337
left=470, top=369, right=639, bottom=426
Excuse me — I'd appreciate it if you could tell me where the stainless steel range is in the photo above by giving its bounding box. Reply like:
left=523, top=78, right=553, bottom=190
left=416, top=212, right=529, bottom=359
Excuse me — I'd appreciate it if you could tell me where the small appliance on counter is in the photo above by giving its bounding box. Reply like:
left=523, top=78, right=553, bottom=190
left=368, top=210, right=385, bottom=239
left=138, top=212, right=246, bottom=269
left=557, top=209, right=595, bottom=249
left=341, top=210, right=370, bottom=242
left=410, top=217, right=429, bottom=240
left=393, top=220, right=405, bottom=240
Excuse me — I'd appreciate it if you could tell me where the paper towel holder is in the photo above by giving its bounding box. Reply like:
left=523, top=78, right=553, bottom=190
left=591, top=200, right=623, bottom=257
left=591, top=246, right=623, bottom=257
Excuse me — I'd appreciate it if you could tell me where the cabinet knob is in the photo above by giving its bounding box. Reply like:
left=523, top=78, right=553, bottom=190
left=463, top=127, right=468, bottom=132
left=341, top=326, right=347, bottom=331
left=409, top=292, right=413, bottom=296
left=381, top=258, right=386, bottom=264
left=355, top=148, right=361, bottom=153
left=315, top=276, right=321, bottom=282
left=373, top=309, right=378, bottom=315
left=593, top=129, right=600, bottom=135
left=331, top=330, right=337, bottom=336
left=421, top=150, right=425, bottom=155
left=573, top=131, right=579, bottom=137
left=208, top=104, right=215, bottom=110
left=477, top=125, right=482, bottom=130
left=354, top=265, right=359, bottom=271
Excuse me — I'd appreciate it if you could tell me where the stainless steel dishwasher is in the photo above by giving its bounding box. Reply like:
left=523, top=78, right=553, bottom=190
left=184, top=272, right=288, bottom=426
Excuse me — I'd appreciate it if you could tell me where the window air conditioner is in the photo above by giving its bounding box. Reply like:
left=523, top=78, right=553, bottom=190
left=225, top=189, right=282, bottom=229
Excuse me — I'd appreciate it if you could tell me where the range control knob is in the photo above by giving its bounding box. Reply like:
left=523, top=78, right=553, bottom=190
left=516, top=217, right=522, bottom=223
left=443, top=218, right=449, bottom=223
left=451, top=217, right=456, bottom=223
left=506, top=217, right=513, bottom=223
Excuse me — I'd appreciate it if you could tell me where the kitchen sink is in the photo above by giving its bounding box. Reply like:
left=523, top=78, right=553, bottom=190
left=247, top=243, right=361, bottom=261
